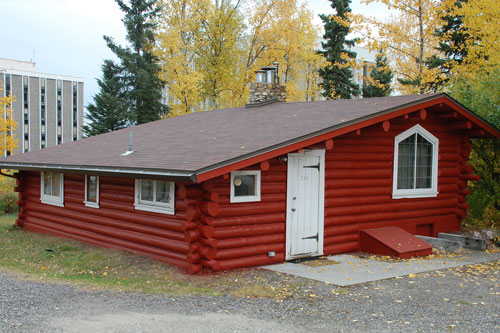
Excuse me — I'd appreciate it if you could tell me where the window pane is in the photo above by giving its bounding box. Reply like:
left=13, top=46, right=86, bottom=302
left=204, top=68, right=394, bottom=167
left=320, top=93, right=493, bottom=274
left=87, top=176, right=97, bottom=202
left=416, top=134, right=433, bottom=189
left=156, top=181, right=171, bottom=204
left=44, top=173, right=52, bottom=195
left=234, top=175, right=256, bottom=196
left=397, top=134, right=415, bottom=189
left=52, top=174, right=60, bottom=197
left=140, top=180, right=153, bottom=202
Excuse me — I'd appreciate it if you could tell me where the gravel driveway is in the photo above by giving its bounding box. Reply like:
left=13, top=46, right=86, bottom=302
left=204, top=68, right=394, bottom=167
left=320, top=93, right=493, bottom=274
left=1, top=260, right=499, bottom=332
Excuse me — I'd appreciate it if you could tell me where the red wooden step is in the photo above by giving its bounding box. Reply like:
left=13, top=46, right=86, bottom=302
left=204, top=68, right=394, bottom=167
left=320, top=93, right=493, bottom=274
left=360, top=227, right=432, bottom=259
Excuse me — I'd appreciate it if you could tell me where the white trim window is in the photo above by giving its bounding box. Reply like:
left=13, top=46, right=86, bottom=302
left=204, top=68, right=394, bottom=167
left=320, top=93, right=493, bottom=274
left=40, top=172, right=64, bottom=207
left=393, top=124, right=439, bottom=199
left=134, top=179, right=175, bottom=214
left=84, top=175, right=99, bottom=208
left=230, top=170, right=261, bottom=203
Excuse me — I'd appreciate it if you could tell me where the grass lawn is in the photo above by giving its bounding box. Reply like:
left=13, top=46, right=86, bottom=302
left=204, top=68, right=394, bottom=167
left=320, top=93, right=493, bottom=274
left=0, top=214, right=300, bottom=297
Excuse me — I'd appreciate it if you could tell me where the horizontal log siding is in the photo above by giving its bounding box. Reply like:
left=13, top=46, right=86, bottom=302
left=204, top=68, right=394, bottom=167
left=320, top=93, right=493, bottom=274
left=322, top=113, right=467, bottom=255
left=199, top=158, right=286, bottom=271
left=18, top=172, right=202, bottom=274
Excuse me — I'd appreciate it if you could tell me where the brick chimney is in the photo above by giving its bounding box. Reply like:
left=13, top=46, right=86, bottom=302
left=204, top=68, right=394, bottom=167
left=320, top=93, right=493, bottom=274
left=246, top=63, right=286, bottom=107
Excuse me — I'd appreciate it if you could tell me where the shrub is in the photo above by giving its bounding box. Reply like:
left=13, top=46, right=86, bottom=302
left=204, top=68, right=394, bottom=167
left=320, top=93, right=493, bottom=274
left=0, top=192, right=18, bottom=214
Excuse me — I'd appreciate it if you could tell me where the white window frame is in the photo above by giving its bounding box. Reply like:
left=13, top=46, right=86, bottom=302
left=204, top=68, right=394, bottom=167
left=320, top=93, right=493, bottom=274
left=393, top=124, right=439, bottom=199
left=40, top=172, right=64, bottom=207
left=84, top=175, right=99, bottom=208
left=230, top=170, right=261, bottom=203
left=134, top=179, right=175, bottom=215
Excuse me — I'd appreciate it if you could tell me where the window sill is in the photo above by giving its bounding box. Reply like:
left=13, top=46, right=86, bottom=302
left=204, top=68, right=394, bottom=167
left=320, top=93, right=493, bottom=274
left=134, top=203, right=174, bottom=215
left=230, top=196, right=261, bottom=203
left=84, top=201, right=99, bottom=208
left=41, top=198, right=64, bottom=207
left=392, top=191, right=438, bottom=199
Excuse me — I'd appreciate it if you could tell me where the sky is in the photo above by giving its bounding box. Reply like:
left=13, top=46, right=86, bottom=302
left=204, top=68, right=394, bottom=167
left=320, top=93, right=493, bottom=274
left=1, top=0, right=389, bottom=109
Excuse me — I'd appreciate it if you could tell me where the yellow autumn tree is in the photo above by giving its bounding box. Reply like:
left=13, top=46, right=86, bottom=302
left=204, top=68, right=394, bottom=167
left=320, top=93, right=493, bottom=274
left=353, top=0, right=453, bottom=94
left=154, top=0, right=325, bottom=114
left=450, top=0, right=500, bottom=80
left=0, top=92, right=18, bottom=192
left=154, top=0, right=206, bottom=116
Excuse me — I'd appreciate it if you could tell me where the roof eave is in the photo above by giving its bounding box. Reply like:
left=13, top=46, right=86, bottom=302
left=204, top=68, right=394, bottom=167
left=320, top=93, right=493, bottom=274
left=0, top=162, right=197, bottom=183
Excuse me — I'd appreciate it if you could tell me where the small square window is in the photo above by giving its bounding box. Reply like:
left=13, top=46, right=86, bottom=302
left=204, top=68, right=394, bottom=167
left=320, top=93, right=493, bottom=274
left=40, top=172, right=64, bottom=207
left=84, top=175, right=99, bottom=208
left=230, top=170, right=261, bottom=203
left=135, top=179, right=175, bottom=214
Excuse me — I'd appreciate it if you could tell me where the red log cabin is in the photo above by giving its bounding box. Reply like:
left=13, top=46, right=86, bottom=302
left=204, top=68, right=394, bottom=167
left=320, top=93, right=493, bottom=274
left=1, top=93, right=499, bottom=273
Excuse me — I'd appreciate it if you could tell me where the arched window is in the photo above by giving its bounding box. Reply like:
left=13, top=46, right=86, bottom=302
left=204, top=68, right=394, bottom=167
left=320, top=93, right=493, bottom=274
left=393, top=124, right=439, bottom=199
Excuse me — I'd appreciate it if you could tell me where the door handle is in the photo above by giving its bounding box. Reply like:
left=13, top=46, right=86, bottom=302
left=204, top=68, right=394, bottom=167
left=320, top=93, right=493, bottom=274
left=291, top=208, right=296, bottom=212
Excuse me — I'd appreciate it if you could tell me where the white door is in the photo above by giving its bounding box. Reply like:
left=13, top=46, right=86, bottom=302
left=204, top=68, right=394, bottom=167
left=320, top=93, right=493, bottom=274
left=286, top=150, right=325, bottom=258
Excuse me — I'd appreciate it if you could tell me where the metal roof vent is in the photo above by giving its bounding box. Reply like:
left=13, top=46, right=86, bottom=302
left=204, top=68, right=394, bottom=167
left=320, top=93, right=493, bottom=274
left=121, top=131, right=134, bottom=156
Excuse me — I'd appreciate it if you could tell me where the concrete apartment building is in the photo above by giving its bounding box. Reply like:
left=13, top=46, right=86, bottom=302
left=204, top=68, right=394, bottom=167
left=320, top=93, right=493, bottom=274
left=0, top=58, right=84, bottom=155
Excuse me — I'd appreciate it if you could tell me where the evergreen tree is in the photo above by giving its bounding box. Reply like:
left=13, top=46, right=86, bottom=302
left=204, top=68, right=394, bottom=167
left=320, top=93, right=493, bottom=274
left=318, top=0, right=359, bottom=99
left=362, top=51, right=393, bottom=98
left=104, top=0, right=168, bottom=125
left=83, top=60, right=129, bottom=137
left=425, top=0, right=469, bottom=90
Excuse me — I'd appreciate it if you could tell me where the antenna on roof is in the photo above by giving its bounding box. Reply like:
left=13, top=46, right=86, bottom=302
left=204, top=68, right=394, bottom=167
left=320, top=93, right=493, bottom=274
left=121, top=131, right=134, bottom=156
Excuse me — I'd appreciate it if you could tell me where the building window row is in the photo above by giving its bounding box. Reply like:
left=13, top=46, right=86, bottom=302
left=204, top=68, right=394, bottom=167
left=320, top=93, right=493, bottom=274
left=72, top=82, right=77, bottom=141
left=57, top=80, right=62, bottom=145
left=23, top=76, right=30, bottom=152
left=40, top=78, right=46, bottom=148
left=4, top=74, right=12, bottom=156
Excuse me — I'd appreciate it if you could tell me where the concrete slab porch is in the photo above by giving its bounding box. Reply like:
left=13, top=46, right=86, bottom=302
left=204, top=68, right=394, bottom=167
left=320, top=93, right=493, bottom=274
left=264, top=250, right=500, bottom=287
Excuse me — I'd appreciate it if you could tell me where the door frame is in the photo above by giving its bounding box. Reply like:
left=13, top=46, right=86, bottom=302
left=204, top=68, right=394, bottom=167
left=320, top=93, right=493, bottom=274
left=285, top=149, right=325, bottom=260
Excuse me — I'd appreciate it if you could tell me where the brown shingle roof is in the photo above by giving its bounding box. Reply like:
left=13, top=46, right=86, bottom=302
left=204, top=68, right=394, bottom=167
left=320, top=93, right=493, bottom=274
left=1, top=93, right=496, bottom=181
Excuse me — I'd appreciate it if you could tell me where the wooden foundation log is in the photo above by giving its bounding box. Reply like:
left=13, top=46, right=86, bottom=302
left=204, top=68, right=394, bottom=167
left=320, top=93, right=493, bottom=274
left=211, top=253, right=285, bottom=271
left=186, top=252, right=201, bottom=264
left=216, top=243, right=283, bottom=260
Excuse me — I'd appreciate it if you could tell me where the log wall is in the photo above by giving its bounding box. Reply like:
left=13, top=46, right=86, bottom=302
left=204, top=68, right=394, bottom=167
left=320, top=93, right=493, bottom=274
left=15, top=172, right=203, bottom=274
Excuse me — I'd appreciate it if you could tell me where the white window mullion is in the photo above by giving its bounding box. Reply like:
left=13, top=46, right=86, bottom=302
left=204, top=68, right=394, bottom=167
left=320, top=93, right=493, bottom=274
left=413, top=133, right=417, bottom=190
